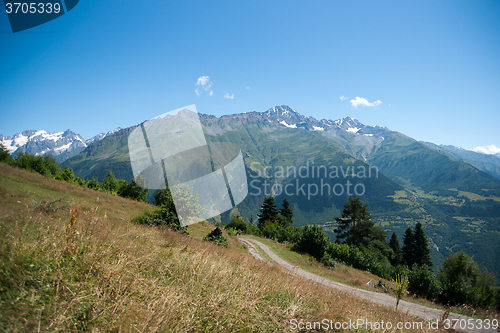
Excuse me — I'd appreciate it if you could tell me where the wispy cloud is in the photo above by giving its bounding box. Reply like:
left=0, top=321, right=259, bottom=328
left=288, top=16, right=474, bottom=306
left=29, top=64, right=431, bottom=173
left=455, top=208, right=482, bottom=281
left=473, top=144, right=500, bottom=155
left=350, top=97, right=382, bottom=108
left=224, top=93, right=234, bottom=99
left=340, top=96, right=348, bottom=101
left=195, top=76, right=213, bottom=96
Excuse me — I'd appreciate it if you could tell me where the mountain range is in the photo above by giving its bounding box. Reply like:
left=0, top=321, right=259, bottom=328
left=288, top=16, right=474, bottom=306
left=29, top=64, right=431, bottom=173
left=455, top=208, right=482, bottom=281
left=422, top=142, right=500, bottom=180
left=3, top=105, right=500, bottom=280
left=0, top=128, right=122, bottom=162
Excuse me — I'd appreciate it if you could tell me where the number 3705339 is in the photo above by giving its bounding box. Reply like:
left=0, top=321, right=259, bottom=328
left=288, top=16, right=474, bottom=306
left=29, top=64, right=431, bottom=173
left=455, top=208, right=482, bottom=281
left=5, top=3, right=61, bottom=14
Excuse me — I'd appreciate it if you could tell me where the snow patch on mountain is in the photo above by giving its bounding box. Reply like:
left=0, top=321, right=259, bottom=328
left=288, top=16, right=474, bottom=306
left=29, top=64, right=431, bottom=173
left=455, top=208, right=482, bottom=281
left=280, top=120, right=297, bottom=128
left=313, top=126, right=324, bottom=131
left=346, top=127, right=360, bottom=133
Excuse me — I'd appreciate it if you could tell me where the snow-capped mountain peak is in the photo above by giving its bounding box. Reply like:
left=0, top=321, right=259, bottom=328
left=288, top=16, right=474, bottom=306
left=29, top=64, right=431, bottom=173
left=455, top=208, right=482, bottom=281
left=0, top=130, right=84, bottom=154
left=260, top=105, right=374, bottom=134
left=1, top=128, right=121, bottom=162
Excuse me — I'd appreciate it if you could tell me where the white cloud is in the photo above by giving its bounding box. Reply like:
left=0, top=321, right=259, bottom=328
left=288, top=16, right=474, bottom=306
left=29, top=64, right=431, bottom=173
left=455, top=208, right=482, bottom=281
left=340, top=96, right=348, bottom=101
left=473, top=144, right=500, bottom=155
left=245, top=86, right=250, bottom=90
left=224, top=93, right=234, bottom=99
left=196, top=76, right=211, bottom=87
left=350, top=96, right=383, bottom=108
left=195, top=76, right=213, bottom=96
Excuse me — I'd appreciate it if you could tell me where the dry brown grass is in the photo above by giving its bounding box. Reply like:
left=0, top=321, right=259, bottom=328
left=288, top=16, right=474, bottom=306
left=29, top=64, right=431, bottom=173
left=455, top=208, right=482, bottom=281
left=0, top=164, right=451, bottom=332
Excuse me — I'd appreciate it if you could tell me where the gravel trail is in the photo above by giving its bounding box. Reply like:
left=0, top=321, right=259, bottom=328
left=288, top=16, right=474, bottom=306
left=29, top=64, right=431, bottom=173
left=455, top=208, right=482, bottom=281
left=239, top=237, right=498, bottom=333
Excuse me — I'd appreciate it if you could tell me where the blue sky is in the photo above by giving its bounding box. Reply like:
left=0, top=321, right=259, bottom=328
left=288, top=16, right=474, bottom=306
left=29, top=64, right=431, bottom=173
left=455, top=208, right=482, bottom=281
left=1, top=0, right=499, bottom=152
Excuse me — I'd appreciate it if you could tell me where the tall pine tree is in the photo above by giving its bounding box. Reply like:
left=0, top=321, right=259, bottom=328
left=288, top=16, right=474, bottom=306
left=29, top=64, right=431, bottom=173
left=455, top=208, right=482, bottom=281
left=389, top=232, right=403, bottom=266
left=257, top=197, right=279, bottom=230
left=102, top=170, right=118, bottom=193
left=279, top=198, right=293, bottom=224
left=334, top=196, right=380, bottom=248
left=413, top=222, right=432, bottom=267
left=402, top=227, right=415, bottom=267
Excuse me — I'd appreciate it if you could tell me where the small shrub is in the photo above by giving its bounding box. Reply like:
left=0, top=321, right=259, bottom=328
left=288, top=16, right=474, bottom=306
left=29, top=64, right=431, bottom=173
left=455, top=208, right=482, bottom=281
left=133, top=207, right=185, bottom=232
left=320, top=253, right=336, bottom=270
left=86, top=177, right=101, bottom=191
left=55, top=167, right=75, bottom=182
left=203, top=227, right=228, bottom=248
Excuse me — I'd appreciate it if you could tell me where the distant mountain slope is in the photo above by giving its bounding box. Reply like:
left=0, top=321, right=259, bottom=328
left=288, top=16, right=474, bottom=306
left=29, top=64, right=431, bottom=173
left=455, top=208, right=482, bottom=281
left=62, top=127, right=136, bottom=182
left=422, top=142, right=500, bottom=180
left=365, top=132, right=500, bottom=196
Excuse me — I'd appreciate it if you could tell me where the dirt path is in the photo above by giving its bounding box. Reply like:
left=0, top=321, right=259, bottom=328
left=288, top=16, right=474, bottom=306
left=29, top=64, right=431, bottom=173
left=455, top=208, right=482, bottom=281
left=239, top=237, right=498, bottom=333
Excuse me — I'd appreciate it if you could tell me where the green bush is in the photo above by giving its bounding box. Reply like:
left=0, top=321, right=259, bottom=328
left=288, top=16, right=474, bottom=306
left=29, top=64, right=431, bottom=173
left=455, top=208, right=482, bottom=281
left=153, top=188, right=172, bottom=206
left=74, top=177, right=86, bottom=186
left=296, top=225, right=329, bottom=261
left=225, top=227, right=237, bottom=236
left=117, top=180, right=147, bottom=202
left=260, top=220, right=281, bottom=241
left=55, top=167, right=75, bottom=182
left=275, top=225, right=302, bottom=244
left=320, top=253, right=336, bottom=270
left=225, top=216, right=248, bottom=234
left=408, top=264, right=441, bottom=300
left=86, top=177, right=101, bottom=191
left=438, top=251, right=491, bottom=306
left=133, top=207, right=184, bottom=232
left=203, top=227, right=228, bottom=247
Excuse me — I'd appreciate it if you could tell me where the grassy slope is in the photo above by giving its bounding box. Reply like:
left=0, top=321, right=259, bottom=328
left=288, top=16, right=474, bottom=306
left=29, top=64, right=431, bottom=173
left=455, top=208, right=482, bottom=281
left=0, top=163, right=447, bottom=332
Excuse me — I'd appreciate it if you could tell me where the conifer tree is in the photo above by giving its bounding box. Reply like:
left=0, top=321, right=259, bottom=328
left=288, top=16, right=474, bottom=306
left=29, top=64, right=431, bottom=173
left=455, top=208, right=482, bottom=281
left=257, top=197, right=279, bottom=229
left=334, top=196, right=377, bottom=248
left=279, top=198, right=293, bottom=224
left=413, top=222, right=432, bottom=267
left=102, top=170, right=118, bottom=193
left=0, top=143, right=13, bottom=164
left=249, top=214, right=254, bottom=225
left=389, top=232, right=403, bottom=266
left=402, top=227, right=415, bottom=267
